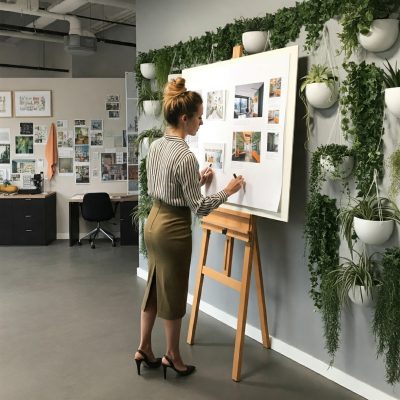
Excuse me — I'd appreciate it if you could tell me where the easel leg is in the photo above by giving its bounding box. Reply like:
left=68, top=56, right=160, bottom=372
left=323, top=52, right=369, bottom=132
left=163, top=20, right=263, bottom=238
left=187, top=229, right=210, bottom=345
left=253, top=230, right=271, bottom=348
left=232, top=243, right=253, bottom=382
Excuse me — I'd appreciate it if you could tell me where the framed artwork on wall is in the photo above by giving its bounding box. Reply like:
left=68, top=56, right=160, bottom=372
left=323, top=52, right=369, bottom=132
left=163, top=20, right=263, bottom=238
left=14, top=90, right=52, bottom=117
left=0, top=91, right=12, bottom=118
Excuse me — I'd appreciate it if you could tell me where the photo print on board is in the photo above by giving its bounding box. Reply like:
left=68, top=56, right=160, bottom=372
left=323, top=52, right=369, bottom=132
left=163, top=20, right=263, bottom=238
left=203, top=143, right=225, bottom=170
left=232, top=131, right=261, bottom=163
left=57, top=130, right=73, bottom=148
left=0, top=144, right=10, bottom=164
left=206, top=90, right=225, bottom=120
left=74, top=126, right=89, bottom=145
left=58, top=158, right=74, bottom=174
left=234, top=82, right=264, bottom=119
left=75, top=144, right=90, bottom=163
left=12, top=159, right=35, bottom=174
left=269, top=77, right=282, bottom=98
left=267, top=109, right=280, bottom=124
left=267, top=131, right=280, bottom=153
left=75, top=164, right=90, bottom=184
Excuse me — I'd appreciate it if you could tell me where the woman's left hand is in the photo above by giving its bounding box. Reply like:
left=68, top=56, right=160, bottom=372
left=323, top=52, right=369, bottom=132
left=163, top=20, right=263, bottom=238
left=199, top=166, right=214, bottom=186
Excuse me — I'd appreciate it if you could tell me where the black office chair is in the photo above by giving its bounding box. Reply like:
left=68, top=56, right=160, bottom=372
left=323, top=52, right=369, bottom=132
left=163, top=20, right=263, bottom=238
left=78, top=192, right=116, bottom=248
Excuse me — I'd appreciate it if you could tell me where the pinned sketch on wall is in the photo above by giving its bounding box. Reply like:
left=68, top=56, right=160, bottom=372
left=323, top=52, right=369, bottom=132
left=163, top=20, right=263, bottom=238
left=203, top=142, right=225, bottom=170
left=0, top=91, right=12, bottom=118
left=206, top=90, right=225, bottom=120
left=58, top=158, right=73, bottom=175
left=234, top=82, right=264, bottom=119
left=57, top=129, right=73, bottom=148
left=75, top=164, right=90, bottom=184
left=15, top=136, right=34, bottom=155
left=232, top=131, right=261, bottom=163
left=101, top=152, right=127, bottom=181
left=183, top=46, right=299, bottom=221
left=20, top=122, right=33, bottom=135
left=14, top=91, right=52, bottom=117
left=33, top=125, right=48, bottom=144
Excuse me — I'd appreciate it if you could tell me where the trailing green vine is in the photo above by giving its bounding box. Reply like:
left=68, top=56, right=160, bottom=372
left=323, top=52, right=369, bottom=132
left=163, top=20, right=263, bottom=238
left=340, top=61, right=385, bottom=196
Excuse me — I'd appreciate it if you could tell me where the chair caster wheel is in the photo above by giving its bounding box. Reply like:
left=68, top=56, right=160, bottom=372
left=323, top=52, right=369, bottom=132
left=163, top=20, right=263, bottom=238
left=112, top=241, right=116, bottom=247
left=78, top=241, right=82, bottom=246
left=91, top=244, right=95, bottom=249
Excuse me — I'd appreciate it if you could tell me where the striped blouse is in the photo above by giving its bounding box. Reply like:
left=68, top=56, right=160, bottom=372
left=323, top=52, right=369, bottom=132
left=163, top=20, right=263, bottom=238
left=146, top=135, right=228, bottom=216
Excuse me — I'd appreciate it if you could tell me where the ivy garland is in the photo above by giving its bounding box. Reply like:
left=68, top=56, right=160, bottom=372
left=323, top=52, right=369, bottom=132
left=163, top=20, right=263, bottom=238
left=340, top=61, right=385, bottom=196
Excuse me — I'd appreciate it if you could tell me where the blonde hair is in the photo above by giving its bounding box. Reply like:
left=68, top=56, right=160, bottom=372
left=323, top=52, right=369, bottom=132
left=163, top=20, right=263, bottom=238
left=163, top=77, right=202, bottom=127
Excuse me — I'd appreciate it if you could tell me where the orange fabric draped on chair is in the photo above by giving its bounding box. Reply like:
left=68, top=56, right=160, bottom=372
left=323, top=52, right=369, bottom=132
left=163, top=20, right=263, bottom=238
left=45, top=123, right=58, bottom=180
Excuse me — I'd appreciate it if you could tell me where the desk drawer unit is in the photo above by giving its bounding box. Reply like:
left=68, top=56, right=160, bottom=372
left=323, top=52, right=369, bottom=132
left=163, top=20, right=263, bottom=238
left=0, top=193, right=56, bottom=245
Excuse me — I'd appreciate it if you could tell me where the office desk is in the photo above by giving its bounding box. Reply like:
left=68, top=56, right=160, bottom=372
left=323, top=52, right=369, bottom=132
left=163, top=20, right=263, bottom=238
left=69, top=193, right=138, bottom=246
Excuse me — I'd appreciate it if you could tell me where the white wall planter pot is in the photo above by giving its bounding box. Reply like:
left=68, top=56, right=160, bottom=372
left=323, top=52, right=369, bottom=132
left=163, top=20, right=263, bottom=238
left=143, top=100, right=161, bottom=116
left=242, top=31, right=268, bottom=54
left=305, top=82, right=338, bottom=109
left=348, top=285, right=376, bottom=307
left=385, top=87, right=400, bottom=117
left=358, top=19, right=399, bottom=53
left=140, top=63, right=156, bottom=79
left=320, top=155, right=354, bottom=180
left=353, top=217, right=394, bottom=245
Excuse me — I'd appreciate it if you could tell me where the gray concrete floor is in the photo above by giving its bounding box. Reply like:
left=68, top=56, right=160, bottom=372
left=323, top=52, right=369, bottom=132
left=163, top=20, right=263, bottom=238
left=0, top=240, right=363, bottom=400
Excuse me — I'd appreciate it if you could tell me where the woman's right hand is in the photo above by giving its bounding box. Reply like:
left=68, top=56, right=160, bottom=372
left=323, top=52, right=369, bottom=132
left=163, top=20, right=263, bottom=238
left=224, top=175, right=245, bottom=197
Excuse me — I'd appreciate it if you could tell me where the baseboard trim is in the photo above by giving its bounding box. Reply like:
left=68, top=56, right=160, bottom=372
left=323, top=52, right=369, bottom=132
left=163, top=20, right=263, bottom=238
left=137, top=267, right=395, bottom=400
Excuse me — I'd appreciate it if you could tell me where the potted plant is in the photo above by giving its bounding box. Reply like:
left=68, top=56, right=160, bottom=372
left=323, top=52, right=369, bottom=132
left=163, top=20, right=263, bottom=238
left=339, top=193, right=400, bottom=251
left=339, top=1, right=400, bottom=57
left=240, top=17, right=269, bottom=54
left=131, top=127, right=164, bottom=256
left=300, top=64, right=338, bottom=110
left=332, top=248, right=381, bottom=307
left=137, top=80, right=162, bottom=117
left=318, top=144, right=354, bottom=181
left=373, top=247, right=400, bottom=385
left=383, top=59, right=400, bottom=118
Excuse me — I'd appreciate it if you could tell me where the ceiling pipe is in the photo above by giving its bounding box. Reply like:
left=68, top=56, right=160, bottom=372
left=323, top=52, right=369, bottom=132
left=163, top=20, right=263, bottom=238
left=0, top=29, right=63, bottom=43
left=0, top=2, right=82, bottom=35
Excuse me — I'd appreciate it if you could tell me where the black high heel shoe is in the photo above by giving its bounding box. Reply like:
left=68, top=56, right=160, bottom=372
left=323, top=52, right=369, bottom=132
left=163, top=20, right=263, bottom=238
left=134, top=349, right=162, bottom=375
left=162, top=355, right=196, bottom=379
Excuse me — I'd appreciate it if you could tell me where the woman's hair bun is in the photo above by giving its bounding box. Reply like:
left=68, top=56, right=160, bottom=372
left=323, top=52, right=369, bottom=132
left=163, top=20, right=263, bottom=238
left=164, top=77, right=187, bottom=101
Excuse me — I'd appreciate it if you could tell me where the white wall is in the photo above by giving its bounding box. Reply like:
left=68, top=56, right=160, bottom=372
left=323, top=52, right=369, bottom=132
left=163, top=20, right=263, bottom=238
left=136, top=1, right=400, bottom=399
left=0, top=78, right=127, bottom=237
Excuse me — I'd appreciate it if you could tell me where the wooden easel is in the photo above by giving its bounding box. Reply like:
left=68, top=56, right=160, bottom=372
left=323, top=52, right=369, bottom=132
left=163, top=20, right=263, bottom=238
left=187, top=207, right=271, bottom=381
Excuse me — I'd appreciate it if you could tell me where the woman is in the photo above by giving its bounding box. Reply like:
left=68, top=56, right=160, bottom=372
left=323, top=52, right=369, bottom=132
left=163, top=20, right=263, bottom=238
left=135, top=78, right=244, bottom=379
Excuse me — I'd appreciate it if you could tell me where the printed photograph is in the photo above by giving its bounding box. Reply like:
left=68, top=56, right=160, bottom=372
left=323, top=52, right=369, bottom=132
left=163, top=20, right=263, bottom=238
left=106, top=102, right=120, bottom=111
left=0, top=144, right=10, bottom=164
left=231, top=131, right=261, bottom=163
left=106, top=95, right=120, bottom=103
left=269, top=77, right=282, bottom=97
left=58, top=158, right=73, bottom=174
left=75, top=144, right=90, bottom=162
left=101, top=152, right=127, bottom=181
left=128, top=165, right=138, bottom=192
left=57, top=120, right=68, bottom=128
left=234, top=82, right=264, bottom=119
left=90, top=131, right=104, bottom=146
left=206, top=90, right=225, bottom=120
left=128, top=134, right=139, bottom=164
left=74, top=126, right=89, bottom=145
left=267, top=132, right=279, bottom=152
left=15, top=136, right=34, bottom=155
left=75, top=165, right=90, bottom=184
left=74, top=119, right=86, bottom=126
left=12, top=159, right=35, bottom=174
left=20, top=122, right=33, bottom=135
left=203, top=143, right=224, bottom=170
left=108, top=110, right=120, bottom=119
left=91, top=119, right=103, bottom=130
left=268, top=109, right=280, bottom=124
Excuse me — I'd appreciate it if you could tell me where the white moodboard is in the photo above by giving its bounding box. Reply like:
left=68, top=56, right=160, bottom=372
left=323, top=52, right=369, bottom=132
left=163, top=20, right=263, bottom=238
left=183, top=45, right=299, bottom=222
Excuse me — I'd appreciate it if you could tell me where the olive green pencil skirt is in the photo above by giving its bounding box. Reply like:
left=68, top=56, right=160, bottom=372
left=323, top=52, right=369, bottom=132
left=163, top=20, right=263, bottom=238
left=141, top=199, right=192, bottom=320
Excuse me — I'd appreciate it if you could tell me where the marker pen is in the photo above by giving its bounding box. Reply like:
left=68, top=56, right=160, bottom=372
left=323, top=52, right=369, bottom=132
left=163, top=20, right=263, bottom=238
left=233, top=173, right=237, bottom=179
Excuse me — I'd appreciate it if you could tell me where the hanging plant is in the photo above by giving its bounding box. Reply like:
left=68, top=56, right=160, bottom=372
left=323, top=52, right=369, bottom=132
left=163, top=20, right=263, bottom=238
left=388, top=147, right=400, bottom=199
left=373, top=247, right=400, bottom=385
left=340, top=61, right=385, bottom=196
left=131, top=127, right=164, bottom=257
left=304, top=193, right=341, bottom=360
